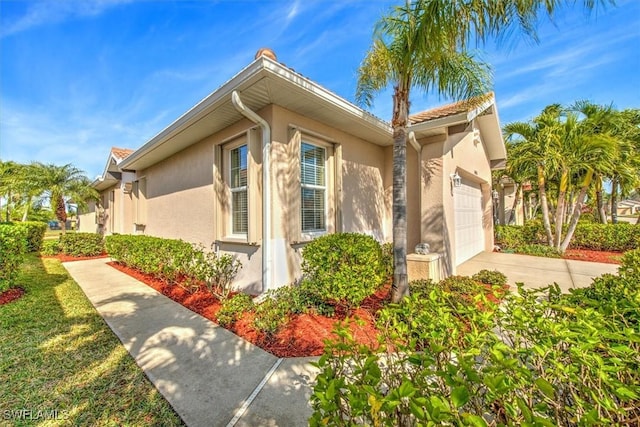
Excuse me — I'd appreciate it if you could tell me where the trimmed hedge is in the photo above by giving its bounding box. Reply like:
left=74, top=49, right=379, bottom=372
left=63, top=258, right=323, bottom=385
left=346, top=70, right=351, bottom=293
left=0, top=224, right=28, bottom=292
left=496, top=222, right=639, bottom=252
left=302, top=233, right=385, bottom=308
left=59, top=232, right=105, bottom=257
left=0, top=221, right=47, bottom=252
left=570, top=223, right=640, bottom=252
left=105, top=235, right=194, bottom=283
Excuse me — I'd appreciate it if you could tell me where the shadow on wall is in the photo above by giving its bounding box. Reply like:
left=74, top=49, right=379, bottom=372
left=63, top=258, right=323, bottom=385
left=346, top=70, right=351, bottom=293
left=273, top=136, right=299, bottom=283
left=342, top=161, right=385, bottom=240
left=420, top=205, right=452, bottom=278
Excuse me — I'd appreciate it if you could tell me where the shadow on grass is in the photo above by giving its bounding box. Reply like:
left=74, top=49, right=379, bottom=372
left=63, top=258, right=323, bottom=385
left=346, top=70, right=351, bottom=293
left=0, top=254, right=184, bottom=426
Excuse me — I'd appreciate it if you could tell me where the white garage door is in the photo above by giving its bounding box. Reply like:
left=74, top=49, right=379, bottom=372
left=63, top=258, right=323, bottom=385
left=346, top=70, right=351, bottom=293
left=454, top=178, right=484, bottom=264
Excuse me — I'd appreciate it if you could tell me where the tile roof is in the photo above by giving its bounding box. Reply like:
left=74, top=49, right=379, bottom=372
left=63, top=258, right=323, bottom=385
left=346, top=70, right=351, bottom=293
left=111, top=147, right=134, bottom=161
left=409, top=92, right=494, bottom=125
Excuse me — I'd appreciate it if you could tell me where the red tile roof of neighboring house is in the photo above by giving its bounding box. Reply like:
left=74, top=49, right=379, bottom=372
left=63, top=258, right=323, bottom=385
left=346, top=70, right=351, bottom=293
left=409, top=92, right=494, bottom=125
left=111, top=147, right=134, bottom=161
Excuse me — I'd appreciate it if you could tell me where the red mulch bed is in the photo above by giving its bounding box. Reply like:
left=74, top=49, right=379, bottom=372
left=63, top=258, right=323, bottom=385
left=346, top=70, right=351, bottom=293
left=0, top=287, right=25, bottom=305
left=108, top=261, right=386, bottom=357
left=562, top=249, right=623, bottom=265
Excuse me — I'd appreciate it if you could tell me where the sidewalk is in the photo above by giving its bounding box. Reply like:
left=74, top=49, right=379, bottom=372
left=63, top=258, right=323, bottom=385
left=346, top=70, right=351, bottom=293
left=63, top=258, right=317, bottom=427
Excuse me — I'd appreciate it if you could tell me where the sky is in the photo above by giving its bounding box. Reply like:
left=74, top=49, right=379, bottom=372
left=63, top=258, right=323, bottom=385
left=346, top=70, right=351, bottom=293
left=1, top=0, right=639, bottom=180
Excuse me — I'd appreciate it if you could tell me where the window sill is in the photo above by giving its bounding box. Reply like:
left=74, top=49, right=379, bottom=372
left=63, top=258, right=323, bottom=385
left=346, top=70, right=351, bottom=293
left=217, top=238, right=260, bottom=246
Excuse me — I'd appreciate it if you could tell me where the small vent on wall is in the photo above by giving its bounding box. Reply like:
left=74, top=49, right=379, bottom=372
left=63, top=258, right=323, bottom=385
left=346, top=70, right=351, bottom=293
left=122, top=182, right=133, bottom=194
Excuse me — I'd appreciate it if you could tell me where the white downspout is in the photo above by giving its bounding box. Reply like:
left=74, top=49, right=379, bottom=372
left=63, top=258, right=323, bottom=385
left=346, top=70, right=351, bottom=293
left=231, top=91, right=271, bottom=293
left=408, top=131, right=423, bottom=246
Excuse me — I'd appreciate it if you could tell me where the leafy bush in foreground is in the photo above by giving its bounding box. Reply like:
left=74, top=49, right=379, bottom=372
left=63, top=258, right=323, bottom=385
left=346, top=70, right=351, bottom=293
left=472, top=269, right=507, bottom=287
left=310, top=253, right=640, bottom=426
left=0, top=224, right=28, bottom=292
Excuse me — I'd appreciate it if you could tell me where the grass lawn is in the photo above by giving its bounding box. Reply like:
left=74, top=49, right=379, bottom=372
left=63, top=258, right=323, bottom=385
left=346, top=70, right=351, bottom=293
left=0, top=254, right=184, bottom=426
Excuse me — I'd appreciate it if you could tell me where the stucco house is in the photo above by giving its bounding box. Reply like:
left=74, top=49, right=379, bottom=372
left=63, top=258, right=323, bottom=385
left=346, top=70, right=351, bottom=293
left=80, top=49, right=506, bottom=294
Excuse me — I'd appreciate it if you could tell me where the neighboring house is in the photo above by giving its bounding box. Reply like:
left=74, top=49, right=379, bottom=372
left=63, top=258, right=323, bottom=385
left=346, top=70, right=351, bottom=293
left=617, top=199, right=640, bottom=216
left=85, top=49, right=506, bottom=294
left=78, top=147, right=135, bottom=234
left=495, top=176, right=524, bottom=226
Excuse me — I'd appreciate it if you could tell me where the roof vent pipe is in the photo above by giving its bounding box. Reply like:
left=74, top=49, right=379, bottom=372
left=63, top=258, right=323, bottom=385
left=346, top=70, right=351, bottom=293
left=231, top=91, right=272, bottom=293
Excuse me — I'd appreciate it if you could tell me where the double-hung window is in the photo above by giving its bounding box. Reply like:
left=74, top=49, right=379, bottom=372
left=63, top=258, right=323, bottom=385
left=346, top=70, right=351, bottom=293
left=229, top=144, right=248, bottom=235
left=300, top=142, right=326, bottom=233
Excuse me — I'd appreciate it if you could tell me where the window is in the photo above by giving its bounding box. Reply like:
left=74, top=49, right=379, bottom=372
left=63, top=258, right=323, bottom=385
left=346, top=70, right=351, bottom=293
left=230, top=144, right=248, bottom=235
left=300, top=142, right=326, bottom=232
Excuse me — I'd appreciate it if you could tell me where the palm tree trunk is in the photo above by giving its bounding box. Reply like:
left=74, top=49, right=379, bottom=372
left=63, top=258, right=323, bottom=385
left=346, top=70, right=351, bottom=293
left=55, top=195, right=67, bottom=234
left=508, top=184, right=520, bottom=224
left=560, top=171, right=594, bottom=253
left=21, top=196, right=32, bottom=221
left=595, top=175, right=607, bottom=223
left=611, top=176, right=619, bottom=224
left=5, top=190, right=10, bottom=222
left=538, top=166, right=554, bottom=246
left=390, top=84, right=409, bottom=303
left=554, top=171, right=568, bottom=249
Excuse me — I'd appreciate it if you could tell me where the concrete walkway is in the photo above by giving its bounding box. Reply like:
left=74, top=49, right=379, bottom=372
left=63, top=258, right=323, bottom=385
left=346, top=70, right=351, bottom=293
left=457, top=251, right=619, bottom=293
left=63, top=258, right=317, bottom=427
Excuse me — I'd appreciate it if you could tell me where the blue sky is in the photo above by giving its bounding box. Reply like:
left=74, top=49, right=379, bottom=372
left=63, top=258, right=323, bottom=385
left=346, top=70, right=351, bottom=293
left=1, top=0, right=639, bottom=180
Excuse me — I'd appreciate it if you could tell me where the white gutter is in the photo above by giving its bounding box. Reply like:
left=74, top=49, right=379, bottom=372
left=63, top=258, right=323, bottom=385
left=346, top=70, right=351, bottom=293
left=231, top=91, right=271, bottom=293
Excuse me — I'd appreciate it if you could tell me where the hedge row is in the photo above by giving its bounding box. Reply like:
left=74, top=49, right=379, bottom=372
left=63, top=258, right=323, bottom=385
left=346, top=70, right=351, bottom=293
left=0, top=221, right=47, bottom=252
left=0, top=224, right=28, bottom=292
left=105, top=234, right=242, bottom=297
left=105, top=235, right=195, bottom=283
left=496, top=221, right=639, bottom=252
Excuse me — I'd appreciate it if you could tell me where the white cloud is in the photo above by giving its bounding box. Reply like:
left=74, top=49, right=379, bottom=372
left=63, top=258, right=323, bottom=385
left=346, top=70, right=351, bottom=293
left=1, top=0, right=132, bottom=38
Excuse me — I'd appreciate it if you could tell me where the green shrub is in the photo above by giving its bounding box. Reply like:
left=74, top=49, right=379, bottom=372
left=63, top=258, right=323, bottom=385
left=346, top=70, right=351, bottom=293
left=0, top=221, right=47, bottom=252
left=0, top=224, right=28, bottom=292
left=571, top=223, right=640, bottom=252
left=253, top=292, right=292, bottom=336
left=106, top=235, right=195, bottom=283
left=302, top=233, right=385, bottom=308
left=472, top=269, right=507, bottom=287
left=514, top=243, right=561, bottom=257
left=190, top=248, right=242, bottom=299
left=619, top=248, right=640, bottom=280
left=217, top=293, right=254, bottom=327
left=380, top=242, right=393, bottom=282
left=310, top=279, right=639, bottom=426
left=59, top=232, right=104, bottom=256
left=40, top=239, right=61, bottom=256
left=438, top=275, right=483, bottom=294
left=494, top=224, right=526, bottom=248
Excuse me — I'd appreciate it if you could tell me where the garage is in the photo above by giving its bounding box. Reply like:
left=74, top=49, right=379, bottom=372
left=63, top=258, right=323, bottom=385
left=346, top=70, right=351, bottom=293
left=453, top=177, right=485, bottom=264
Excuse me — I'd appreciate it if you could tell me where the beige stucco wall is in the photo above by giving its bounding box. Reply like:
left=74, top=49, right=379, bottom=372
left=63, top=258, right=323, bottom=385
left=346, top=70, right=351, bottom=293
left=415, top=122, right=495, bottom=275
left=78, top=200, right=98, bottom=233
left=268, top=105, right=389, bottom=288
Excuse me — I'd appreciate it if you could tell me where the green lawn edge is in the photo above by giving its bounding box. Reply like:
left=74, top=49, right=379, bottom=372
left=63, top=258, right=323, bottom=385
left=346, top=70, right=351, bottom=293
left=0, top=254, right=184, bottom=426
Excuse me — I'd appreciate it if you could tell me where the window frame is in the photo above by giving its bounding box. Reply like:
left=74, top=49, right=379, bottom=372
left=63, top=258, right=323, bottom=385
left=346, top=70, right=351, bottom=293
left=300, top=140, right=329, bottom=238
left=225, top=140, right=249, bottom=239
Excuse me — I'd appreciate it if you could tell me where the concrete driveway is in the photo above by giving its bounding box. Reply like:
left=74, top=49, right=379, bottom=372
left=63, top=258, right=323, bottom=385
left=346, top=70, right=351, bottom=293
left=457, top=251, right=620, bottom=293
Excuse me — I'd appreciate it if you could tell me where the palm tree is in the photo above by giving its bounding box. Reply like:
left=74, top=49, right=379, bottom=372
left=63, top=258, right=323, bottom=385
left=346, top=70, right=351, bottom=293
left=609, top=109, right=640, bottom=223
left=357, top=1, right=492, bottom=302
left=35, top=163, right=98, bottom=233
left=504, top=105, right=565, bottom=247
left=357, top=0, right=607, bottom=302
